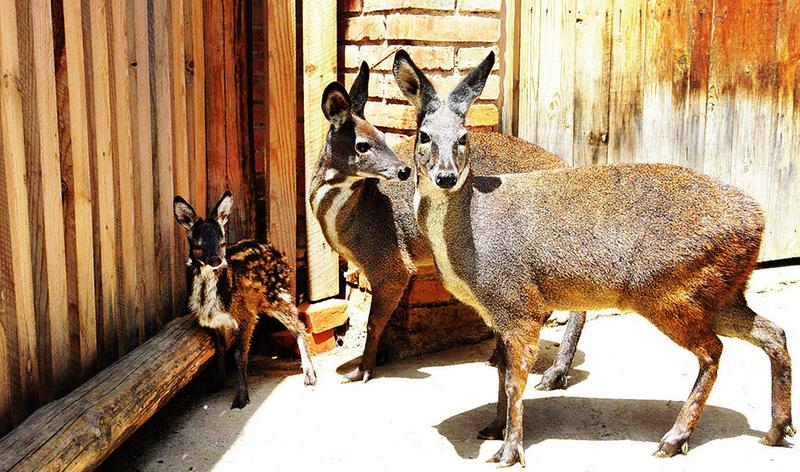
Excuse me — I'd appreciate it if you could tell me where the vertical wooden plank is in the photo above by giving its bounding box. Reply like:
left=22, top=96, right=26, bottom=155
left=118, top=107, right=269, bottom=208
left=29, top=0, right=70, bottom=395
left=170, top=0, right=191, bottom=313
left=204, top=0, right=227, bottom=216
left=129, top=0, right=158, bottom=338
left=109, top=0, right=141, bottom=352
left=62, top=0, right=98, bottom=377
left=500, top=0, right=519, bottom=134
left=534, top=0, right=576, bottom=163
left=0, top=0, right=40, bottom=412
left=303, top=0, right=340, bottom=301
left=607, top=0, right=644, bottom=163
left=517, top=0, right=539, bottom=141
left=573, top=0, right=612, bottom=166
left=683, top=0, right=713, bottom=172
left=192, top=0, right=207, bottom=216
left=703, top=0, right=734, bottom=183
left=153, top=0, right=176, bottom=324
left=267, top=0, right=297, bottom=296
left=0, top=41, right=14, bottom=433
left=87, top=0, right=121, bottom=361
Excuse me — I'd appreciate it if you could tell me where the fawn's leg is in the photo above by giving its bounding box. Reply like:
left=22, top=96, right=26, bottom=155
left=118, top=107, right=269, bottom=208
left=711, top=293, right=795, bottom=446
left=488, top=319, right=542, bottom=468
left=231, top=318, right=255, bottom=409
left=345, top=277, right=409, bottom=383
left=479, top=333, right=508, bottom=440
left=537, top=311, right=586, bottom=391
left=209, top=328, right=226, bottom=391
left=646, top=306, right=723, bottom=457
left=269, top=295, right=317, bottom=386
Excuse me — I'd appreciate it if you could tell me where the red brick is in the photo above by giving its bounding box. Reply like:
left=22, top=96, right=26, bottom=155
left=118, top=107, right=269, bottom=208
left=308, top=329, right=337, bottom=354
left=456, top=46, right=500, bottom=70
left=383, top=72, right=500, bottom=101
left=354, top=45, right=453, bottom=71
left=341, top=0, right=364, bottom=12
left=458, top=0, right=501, bottom=12
left=364, top=102, right=417, bottom=129
left=343, top=15, right=386, bottom=41
left=386, top=14, right=500, bottom=42
left=363, top=0, right=454, bottom=13
left=299, top=298, right=349, bottom=334
left=343, top=72, right=384, bottom=98
left=405, top=277, right=454, bottom=305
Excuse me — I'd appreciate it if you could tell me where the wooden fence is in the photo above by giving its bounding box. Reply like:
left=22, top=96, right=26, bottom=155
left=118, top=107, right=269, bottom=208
left=505, top=0, right=799, bottom=261
left=0, top=0, right=209, bottom=433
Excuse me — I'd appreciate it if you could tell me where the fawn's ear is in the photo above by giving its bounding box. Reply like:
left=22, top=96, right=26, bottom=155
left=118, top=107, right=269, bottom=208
left=173, top=196, right=197, bottom=231
left=211, top=191, right=233, bottom=228
left=348, top=61, right=369, bottom=118
left=448, top=51, right=494, bottom=116
left=322, top=82, right=352, bottom=129
left=392, top=49, right=438, bottom=112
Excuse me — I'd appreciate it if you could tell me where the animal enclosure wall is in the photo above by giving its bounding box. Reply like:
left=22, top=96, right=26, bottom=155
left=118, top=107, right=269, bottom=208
left=508, top=0, right=800, bottom=261
left=0, top=0, right=207, bottom=434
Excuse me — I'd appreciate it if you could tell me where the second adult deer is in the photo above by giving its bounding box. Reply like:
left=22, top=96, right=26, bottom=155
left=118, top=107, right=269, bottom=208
left=393, top=49, right=794, bottom=466
left=309, top=62, right=585, bottom=387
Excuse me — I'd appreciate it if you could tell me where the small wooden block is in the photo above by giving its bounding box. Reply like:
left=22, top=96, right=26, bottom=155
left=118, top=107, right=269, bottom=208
left=308, top=329, right=337, bottom=354
left=299, top=298, right=349, bottom=334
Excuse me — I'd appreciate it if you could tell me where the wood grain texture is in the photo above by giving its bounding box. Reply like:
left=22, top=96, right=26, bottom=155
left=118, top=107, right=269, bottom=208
left=188, top=0, right=207, bottom=216
left=516, top=0, right=540, bottom=143
left=573, top=0, right=612, bottom=166
left=267, top=0, right=298, bottom=296
left=0, top=0, right=41, bottom=415
left=0, top=315, right=222, bottom=472
left=87, top=0, right=122, bottom=364
left=203, top=0, right=227, bottom=215
left=153, top=0, right=176, bottom=326
left=302, top=0, right=340, bottom=301
left=500, top=0, right=519, bottom=134
left=130, top=0, right=159, bottom=339
left=109, top=0, right=141, bottom=354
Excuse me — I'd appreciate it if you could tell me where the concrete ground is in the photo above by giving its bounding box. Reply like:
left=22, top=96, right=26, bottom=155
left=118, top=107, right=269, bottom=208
left=102, top=266, right=800, bottom=471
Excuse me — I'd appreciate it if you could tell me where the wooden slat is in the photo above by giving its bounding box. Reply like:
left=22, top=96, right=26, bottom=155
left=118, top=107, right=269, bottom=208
left=28, top=0, right=70, bottom=396
left=129, top=0, right=159, bottom=339
left=0, top=40, right=13, bottom=433
left=573, top=0, right=612, bottom=166
left=170, top=0, right=191, bottom=314
left=62, top=0, right=98, bottom=378
left=204, top=0, right=227, bottom=215
left=533, top=0, right=576, bottom=164
left=153, top=0, right=176, bottom=325
left=87, top=0, right=121, bottom=362
left=187, top=0, right=207, bottom=216
left=517, top=0, right=540, bottom=143
left=267, top=0, right=298, bottom=296
left=500, top=0, right=519, bottom=134
left=683, top=0, right=713, bottom=172
left=303, top=0, right=340, bottom=301
left=109, top=0, right=141, bottom=353
left=0, top=0, right=40, bottom=413
left=607, top=0, right=645, bottom=164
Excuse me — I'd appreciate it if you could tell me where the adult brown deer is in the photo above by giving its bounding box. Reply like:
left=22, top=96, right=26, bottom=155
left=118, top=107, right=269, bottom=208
left=393, top=49, right=794, bottom=466
left=309, top=62, right=585, bottom=387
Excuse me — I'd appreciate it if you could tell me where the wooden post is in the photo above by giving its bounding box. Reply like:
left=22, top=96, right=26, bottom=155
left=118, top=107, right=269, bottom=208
left=302, top=0, right=339, bottom=301
left=500, top=0, right=519, bottom=135
left=266, top=0, right=298, bottom=295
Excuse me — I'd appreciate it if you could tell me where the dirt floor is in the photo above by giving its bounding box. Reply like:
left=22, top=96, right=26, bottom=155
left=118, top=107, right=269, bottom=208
left=102, top=266, right=800, bottom=471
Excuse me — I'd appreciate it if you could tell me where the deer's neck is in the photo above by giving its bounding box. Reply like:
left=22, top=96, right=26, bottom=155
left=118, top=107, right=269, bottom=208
left=188, top=265, right=238, bottom=331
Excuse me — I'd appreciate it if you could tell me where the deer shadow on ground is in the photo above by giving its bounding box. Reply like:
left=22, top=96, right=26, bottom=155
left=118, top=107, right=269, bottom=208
left=335, top=337, right=589, bottom=385
left=435, top=396, right=763, bottom=460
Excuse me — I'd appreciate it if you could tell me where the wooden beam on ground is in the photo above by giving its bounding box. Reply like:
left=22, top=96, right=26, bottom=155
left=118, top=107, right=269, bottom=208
left=266, top=0, right=298, bottom=295
left=302, top=0, right=339, bottom=301
left=0, top=315, right=223, bottom=472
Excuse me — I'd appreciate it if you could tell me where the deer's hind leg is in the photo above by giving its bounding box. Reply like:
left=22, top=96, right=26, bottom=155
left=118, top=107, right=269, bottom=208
left=537, top=310, right=587, bottom=390
left=231, top=316, right=256, bottom=409
left=711, top=292, right=795, bottom=446
left=268, top=294, right=317, bottom=386
left=643, top=305, right=723, bottom=457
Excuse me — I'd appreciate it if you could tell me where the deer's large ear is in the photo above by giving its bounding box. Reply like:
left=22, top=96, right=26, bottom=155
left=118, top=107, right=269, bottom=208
left=348, top=61, right=369, bottom=118
left=392, top=49, right=438, bottom=112
left=173, top=196, right=197, bottom=231
left=211, top=191, right=233, bottom=228
left=322, top=82, right=352, bottom=129
left=448, top=51, right=494, bottom=116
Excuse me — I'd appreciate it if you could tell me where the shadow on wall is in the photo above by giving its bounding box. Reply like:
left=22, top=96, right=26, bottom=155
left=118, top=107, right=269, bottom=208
left=435, top=397, right=762, bottom=461
left=335, top=337, right=588, bottom=384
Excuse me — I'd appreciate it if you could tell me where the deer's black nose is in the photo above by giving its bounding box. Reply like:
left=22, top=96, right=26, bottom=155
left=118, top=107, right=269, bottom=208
left=435, top=172, right=457, bottom=189
left=397, top=166, right=411, bottom=181
left=208, top=256, right=222, bottom=267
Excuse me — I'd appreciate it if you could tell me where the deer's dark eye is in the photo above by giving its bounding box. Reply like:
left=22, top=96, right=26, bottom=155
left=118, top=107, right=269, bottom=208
left=458, top=134, right=467, bottom=146
left=355, top=142, right=370, bottom=153
left=419, top=131, right=430, bottom=144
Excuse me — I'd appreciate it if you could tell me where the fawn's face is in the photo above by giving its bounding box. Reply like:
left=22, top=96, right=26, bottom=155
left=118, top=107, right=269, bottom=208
left=392, top=50, right=494, bottom=192
left=174, top=192, right=233, bottom=269
left=321, top=63, right=411, bottom=182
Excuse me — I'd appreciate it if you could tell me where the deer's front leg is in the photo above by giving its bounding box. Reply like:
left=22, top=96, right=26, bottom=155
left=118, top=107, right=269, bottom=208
left=209, top=328, right=226, bottom=391
left=231, top=318, right=255, bottom=409
left=479, top=333, right=507, bottom=440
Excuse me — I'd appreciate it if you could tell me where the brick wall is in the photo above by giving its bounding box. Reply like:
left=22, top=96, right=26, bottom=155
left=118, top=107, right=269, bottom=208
left=338, top=0, right=503, bottom=146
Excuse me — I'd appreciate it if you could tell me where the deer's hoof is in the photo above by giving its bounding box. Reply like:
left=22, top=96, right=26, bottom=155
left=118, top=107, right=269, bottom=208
left=487, top=440, right=525, bottom=468
left=535, top=367, right=568, bottom=391
left=304, top=368, right=317, bottom=387
left=341, top=365, right=372, bottom=384
left=230, top=391, right=250, bottom=410
left=760, top=421, right=796, bottom=446
left=653, top=429, right=690, bottom=457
